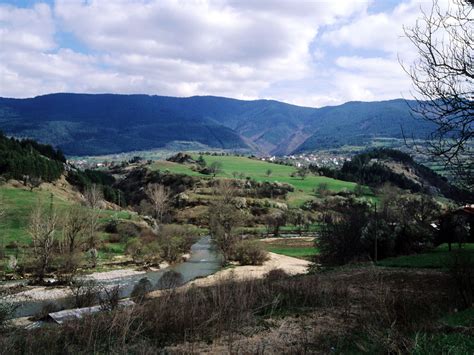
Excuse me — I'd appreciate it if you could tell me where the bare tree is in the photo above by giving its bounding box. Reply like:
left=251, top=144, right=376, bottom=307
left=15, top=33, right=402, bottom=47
left=83, top=184, right=102, bottom=252
left=84, top=184, right=103, bottom=209
left=296, top=166, right=309, bottom=180
left=208, top=161, right=223, bottom=177
left=146, top=183, right=170, bottom=223
left=212, top=179, right=236, bottom=205
left=403, top=0, right=473, bottom=189
left=28, top=200, right=58, bottom=281
left=55, top=205, right=90, bottom=282
left=60, top=206, right=89, bottom=254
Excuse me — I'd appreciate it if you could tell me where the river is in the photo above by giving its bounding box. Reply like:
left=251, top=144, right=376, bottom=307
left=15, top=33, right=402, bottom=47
left=12, top=236, right=222, bottom=318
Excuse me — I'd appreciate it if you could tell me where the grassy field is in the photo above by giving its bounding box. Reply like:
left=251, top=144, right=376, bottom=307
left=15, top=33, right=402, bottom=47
left=0, top=186, right=73, bottom=246
left=377, top=243, right=474, bottom=269
left=0, top=185, right=136, bottom=247
left=150, top=154, right=368, bottom=207
left=259, top=237, right=318, bottom=260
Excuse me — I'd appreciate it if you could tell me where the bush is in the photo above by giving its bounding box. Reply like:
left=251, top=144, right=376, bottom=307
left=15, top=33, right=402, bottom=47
left=0, top=297, right=17, bottom=329
left=131, top=278, right=152, bottom=303
left=117, top=222, right=141, bottom=242
left=70, top=279, right=99, bottom=308
left=156, top=270, right=184, bottom=290
left=107, top=233, right=121, bottom=243
left=265, top=268, right=289, bottom=281
left=233, top=240, right=269, bottom=266
left=32, top=302, right=60, bottom=321
left=99, top=285, right=121, bottom=311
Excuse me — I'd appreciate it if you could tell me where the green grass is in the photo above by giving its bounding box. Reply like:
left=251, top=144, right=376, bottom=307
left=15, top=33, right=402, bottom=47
left=0, top=185, right=136, bottom=267
left=266, top=246, right=318, bottom=259
left=0, top=186, right=72, bottom=245
left=412, top=308, right=474, bottom=354
left=440, top=307, right=474, bottom=327
left=377, top=243, right=474, bottom=269
left=259, top=237, right=318, bottom=260
left=151, top=155, right=370, bottom=207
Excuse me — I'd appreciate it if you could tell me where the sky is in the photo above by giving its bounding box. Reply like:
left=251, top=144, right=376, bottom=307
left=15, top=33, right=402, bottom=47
left=0, top=0, right=436, bottom=107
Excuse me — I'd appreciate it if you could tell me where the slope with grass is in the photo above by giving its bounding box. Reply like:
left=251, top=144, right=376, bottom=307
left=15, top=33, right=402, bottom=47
left=150, top=154, right=364, bottom=206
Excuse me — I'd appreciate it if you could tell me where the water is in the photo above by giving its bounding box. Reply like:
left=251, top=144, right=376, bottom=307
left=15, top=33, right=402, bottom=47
left=12, top=236, right=222, bottom=318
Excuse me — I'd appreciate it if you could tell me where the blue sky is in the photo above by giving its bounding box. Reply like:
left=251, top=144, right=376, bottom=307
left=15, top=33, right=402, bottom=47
left=0, top=0, right=434, bottom=107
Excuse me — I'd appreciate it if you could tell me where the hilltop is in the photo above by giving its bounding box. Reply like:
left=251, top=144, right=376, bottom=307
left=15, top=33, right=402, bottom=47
left=0, top=93, right=435, bottom=156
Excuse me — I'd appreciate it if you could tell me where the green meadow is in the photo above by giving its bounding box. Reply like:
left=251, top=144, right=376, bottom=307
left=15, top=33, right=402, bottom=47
left=0, top=185, right=133, bottom=248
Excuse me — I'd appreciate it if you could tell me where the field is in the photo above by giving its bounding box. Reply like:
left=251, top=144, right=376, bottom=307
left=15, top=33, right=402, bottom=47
left=377, top=243, right=474, bottom=269
left=0, top=186, right=72, bottom=246
left=259, top=237, right=318, bottom=260
left=0, top=185, right=135, bottom=246
left=150, top=154, right=366, bottom=207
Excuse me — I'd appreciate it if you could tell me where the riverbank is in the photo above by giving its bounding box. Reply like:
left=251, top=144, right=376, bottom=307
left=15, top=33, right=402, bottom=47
left=149, top=252, right=311, bottom=297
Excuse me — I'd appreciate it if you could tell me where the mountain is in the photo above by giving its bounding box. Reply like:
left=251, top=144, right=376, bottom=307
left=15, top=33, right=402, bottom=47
left=0, top=93, right=435, bottom=156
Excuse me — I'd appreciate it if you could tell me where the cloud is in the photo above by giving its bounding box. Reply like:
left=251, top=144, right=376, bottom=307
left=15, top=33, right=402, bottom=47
left=0, top=0, right=433, bottom=107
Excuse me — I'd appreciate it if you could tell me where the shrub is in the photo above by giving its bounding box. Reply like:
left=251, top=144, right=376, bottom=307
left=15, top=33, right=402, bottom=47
left=265, top=268, right=289, bottom=281
left=0, top=296, right=17, bottom=329
left=117, top=222, right=141, bottom=242
left=99, top=285, right=121, bottom=311
left=32, top=302, right=60, bottom=321
left=70, top=279, right=99, bottom=308
left=107, top=233, right=121, bottom=243
left=156, top=270, right=184, bottom=290
left=233, top=240, right=269, bottom=266
left=131, top=278, right=152, bottom=303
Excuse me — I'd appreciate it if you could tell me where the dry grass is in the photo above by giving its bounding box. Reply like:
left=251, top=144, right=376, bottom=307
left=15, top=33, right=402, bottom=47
left=0, top=267, right=461, bottom=354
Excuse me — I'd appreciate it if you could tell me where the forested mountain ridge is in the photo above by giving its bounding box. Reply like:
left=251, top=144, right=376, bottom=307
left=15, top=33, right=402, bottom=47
left=0, top=93, right=435, bottom=156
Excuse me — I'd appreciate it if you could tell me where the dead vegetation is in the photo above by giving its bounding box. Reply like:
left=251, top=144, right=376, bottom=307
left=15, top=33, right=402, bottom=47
left=0, top=266, right=462, bottom=354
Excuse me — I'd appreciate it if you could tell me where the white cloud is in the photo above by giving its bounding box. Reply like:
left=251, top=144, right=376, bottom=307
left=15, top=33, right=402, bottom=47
left=0, top=0, right=436, bottom=107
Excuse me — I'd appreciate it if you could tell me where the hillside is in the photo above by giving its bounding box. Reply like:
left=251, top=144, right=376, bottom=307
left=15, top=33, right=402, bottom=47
left=313, top=148, right=471, bottom=202
left=0, top=93, right=435, bottom=156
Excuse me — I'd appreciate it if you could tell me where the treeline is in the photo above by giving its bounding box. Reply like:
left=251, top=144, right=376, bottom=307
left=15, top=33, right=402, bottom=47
left=0, top=132, right=64, bottom=182
left=67, top=169, right=125, bottom=206
left=311, top=148, right=469, bottom=202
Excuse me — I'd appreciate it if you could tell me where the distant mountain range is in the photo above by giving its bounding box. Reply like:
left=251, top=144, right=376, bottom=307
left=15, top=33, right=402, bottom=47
left=0, top=93, right=434, bottom=156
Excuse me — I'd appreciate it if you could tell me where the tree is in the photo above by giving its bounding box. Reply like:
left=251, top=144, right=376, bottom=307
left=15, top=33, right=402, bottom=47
left=317, top=201, right=371, bottom=265
left=403, top=0, right=473, bottom=189
left=208, top=182, right=244, bottom=264
left=83, top=185, right=101, bottom=252
left=265, top=169, right=272, bottom=177
left=264, top=211, right=287, bottom=237
left=60, top=206, right=89, bottom=254
left=84, top=184, right=103, bottom=209
left=208, top=161, right=223, bottom=177
left=55, top=206, right=90, bottom=281
left=197, top=155, right=207, bottom=168
left=28, top=200, right=59, bottom=281
left=0, top=198, right=5, bottom=259
left=146, top=183, right=170, bottom=223
left=296, top=166, right=309, bottom=180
